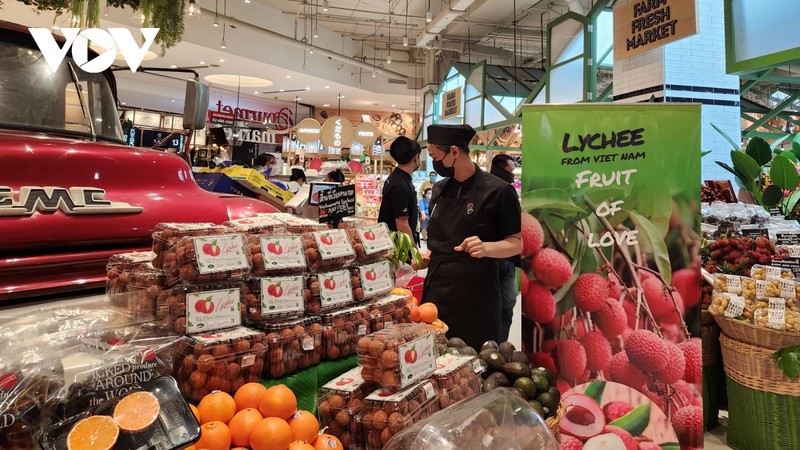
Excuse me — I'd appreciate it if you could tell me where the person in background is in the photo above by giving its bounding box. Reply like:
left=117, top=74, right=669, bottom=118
left=254, top=153, right=277, bottom=176
left=419, top=171, right=438, bottom=200
left=324, top=169, right=345, bottom=183
left=420, top=124, right=521, bottom=350
left=490, top=153, right=520, bottom=342
left=378, top=136, right=422, bottom=245
left=419, top=187, right=432, bottom=241
left=287, top=168, right=307, bottom=193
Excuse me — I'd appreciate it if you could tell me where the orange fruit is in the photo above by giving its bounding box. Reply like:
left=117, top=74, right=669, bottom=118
left=287, top=410, right=319, bottom=443
left=313, top=434, right=344, bottom=450
left=198, top=391, right=236, bottom=424
left=184, top=446, right=197, bottom=450
left=409, top=306, right=421, bottom=322
left=418, top=303, right=438, bottom=324
left=190, top=404, right=201, bottom=423
left=113, top=391, right=160, bottom=432
left=432, top=319, right=446, bottom=329
left=234, top=382, right=268, bottom=412
left=228, top=408, right=264, bottom=447
left=66, top=415, right=119, bottom=450
left=290, top=441, right=316, bottom=450
left=258, top=384, right=297, bottom=420
left=195, top=421, right=231, bottom=450
left=250, top=417, right=293, bottom=450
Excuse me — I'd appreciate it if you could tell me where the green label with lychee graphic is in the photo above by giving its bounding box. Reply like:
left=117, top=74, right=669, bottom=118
left=318, top=270, right=354, bottom=307
left=312, top=229, right=355, bottom=260
left=193, top=234, right=249, bottom=274
left=185, top=288, right=242, bottom=333
left=260, top=276, right=304, bottom=315
left=359, top=261, right=393, bottom=295
left=259, top=235, right=306, bottom=269
left=522, top=104, right=702, bottom=445
left=398, top=333, right=436, bottom=388
left=357, top=223, right=394, bottom=254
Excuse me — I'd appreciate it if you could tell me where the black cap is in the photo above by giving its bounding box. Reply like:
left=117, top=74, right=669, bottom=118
left=389, top=136, right=421, bottom=164
left=427, top=124, right=476, bottom=148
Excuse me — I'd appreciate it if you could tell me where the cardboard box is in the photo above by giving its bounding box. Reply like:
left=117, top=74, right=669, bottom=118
left=193, top=172, right=258, bottom=198
left=223, top=167, right=294, bottom=204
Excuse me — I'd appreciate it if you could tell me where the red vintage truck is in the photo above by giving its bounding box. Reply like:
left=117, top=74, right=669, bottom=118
left=0, top=21, right=277, bottom=300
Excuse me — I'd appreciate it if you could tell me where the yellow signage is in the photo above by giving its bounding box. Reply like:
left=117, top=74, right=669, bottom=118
left=614, top=0, right=696, bottom=61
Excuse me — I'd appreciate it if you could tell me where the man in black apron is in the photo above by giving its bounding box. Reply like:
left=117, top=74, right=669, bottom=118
left=422, top=124, right=522, bottom=350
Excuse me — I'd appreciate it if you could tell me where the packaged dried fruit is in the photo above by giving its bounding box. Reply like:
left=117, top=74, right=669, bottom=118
left=347, top=223, right=395, bottom=265
left=317, top=367, right=378, bottom=449
left=708, top=292, right=746, bottom=318
left=223, top=215, right=285, bottom=235
left=320, top=304, right=371, bottom=361
left=306, top=270, right=356, bottom=314
left=163, top=234, right=251, bottom=286
left=172, top=327, right=267, bottom=402
left=252, top=317, right=323, bottom=378
left=352, top=260, right=395, bottom=302
left=368, top=294, right=413, bottom=332
left=304, top=229, right=357, bottom=272
left=247, top=234, right=308, bottom=277
left=151, top=223, right=226, bottom=269
left=750, top=264, right=795, bottom=281
left=106, top=251, right=156, bottom=293
left=244, top=276, right=308, bottom=324
left=431, top=355, right=483, bottom=409
left=359, top=380, right=440, bottom=450
left=753, top=302, right=800, bottom=331
left=357, top=323, right=439, bottom=390
left=165, top=283, right=247, bottom=335
left=40, top=376, right=201, bottom=450
left=711, top=274, right=743, bottom=295
left=277, top=215, right=328, bottom=234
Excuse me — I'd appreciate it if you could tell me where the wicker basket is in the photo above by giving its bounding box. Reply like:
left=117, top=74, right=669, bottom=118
left=545, top=402, right=563, bottom=442
left=712, top=311, right=800, bottom=350
left=726, top=376, right=800, bottom=450
left=719, top=334, right=800, bottom=396
left=701, top=323, right=721, bottom=365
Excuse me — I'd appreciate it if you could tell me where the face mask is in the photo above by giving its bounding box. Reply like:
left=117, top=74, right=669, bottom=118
left=432, top=150, right=456, bottom=178
left=425, top=194, right=431, bottom=200
left=498, top=170, right=514, bottom=184
left=429, top=176, right=436, bottom=183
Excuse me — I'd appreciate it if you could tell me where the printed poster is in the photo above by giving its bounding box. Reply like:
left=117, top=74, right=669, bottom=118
left=521, top=104, right=702, bottom=448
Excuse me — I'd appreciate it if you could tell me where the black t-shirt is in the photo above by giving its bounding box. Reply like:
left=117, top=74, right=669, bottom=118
left=378, top=168, right=418, bottom=233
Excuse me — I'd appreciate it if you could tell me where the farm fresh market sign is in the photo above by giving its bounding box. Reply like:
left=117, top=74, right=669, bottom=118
left=614, top=0, right=697, bottom=61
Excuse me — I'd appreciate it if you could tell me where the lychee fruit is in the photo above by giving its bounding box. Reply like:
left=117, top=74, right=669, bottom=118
left=625, top=329, right=669, bottom=374
left=642, top=278, right=676, bottom=317
left=556, top=340, right=587, bottom=380
left=607, top=273, right=623, bottom=299
left=603, top=426, right=637, bottom=450
left=623, top=298, right=638, bottom=329
left=572, top=273, right=609, bottom=312
left=541, top=339, right=558, bottom=354
left=638, top=442, right=661, bottom=450
left=580, top=331, right=612, bottom=372
left=523, top=281, right=556, bottom=323
left=678, top=338, right=702, bottom=383
left=521, top=271, right=530, bottom=298
left=608, top=351, right=649, bottom=389
left=531, top=351, right=558, bottom=377
left=592, top=298, right=628, bottom=339
left=560, top=394, right=605, bottom=440
left=672, top=268, right=700, bottom=309
left=583, top=433, right=625, bottom=450
left=673, top=380, right=702, bottom=407
left=671, top=406, right=703, bottom=447
left=532, top=248, right=572, bottom=288
left=561, top=435, right=584, bottom=450
left=638, top=270, right=656, bottom=283
left=653, top=341, right=686, bottom=385
left=654, top=290, right=685, bottom=325
left=522, top=212, right=544, bottom=257
left=603, top=401, right=633, bottom=423
left=556, top=378, right=571, bottom=395
left=641, top=385, right=667, bottom=413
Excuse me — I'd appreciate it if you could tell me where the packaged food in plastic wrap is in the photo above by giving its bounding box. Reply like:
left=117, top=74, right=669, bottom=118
left=381, top=388, right=558, bottom=450
left=750, top=264, right=795, bottom=281
left=252, top=317, right=323, bottom=378
left=317, top=367, right=378, bottom=449
left=700, top=202, right=770, bottom=226
left=368, top=294, right=413, bottom=332
left=0, top=352, right=58, bottom=450
left=151, top=223, right=227, bottom=269
left=347, top=223, right=395, bottom=265
left=306, top=270, right=356, bottom=314
left=223, top=215, right=285, bottom=235
left=358, top=379, right=440, bottom=450
left=352, top=260, right=395, bottom=302
left=754, top=300, right=800, bottom=331
left=244, top=276, right=308, bottom=324
left=107, top=263, right=169, bottom=320
left=106, top=251, right=157, bottom=293
left=246, top=234, right=308, bottom=277
left=165, top=283, right=247, bottom=334
left=335, top=217, right=369, bottom=229
left=320, top=305, right=371, bottom=361
left=431, top=355, right=483, bottom=409
left=708, top=292, right=747, bottom=318
left=711, top=273, right=743, bottom=295
left=40, top=376, right=201, bottom=450
left=172, top=327, right=267, bottom=402
left=163, top=234, right=251, bottom=286
left=277, top=215, right=328, bottom=234
left=357, top=323, right=438, bottom=390
left=304, top=229, right=357, bottom=272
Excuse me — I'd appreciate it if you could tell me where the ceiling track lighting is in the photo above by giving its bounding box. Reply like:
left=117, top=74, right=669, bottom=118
left=404, top=0, right=408, bottom=46
left=372, top=69, right=377, bottom=78
left=403, top=36, right=408, bottom=46
left=213, top=0, right=219, bottom=26
left=323, top=0, right=329, bottom=11
left=184, top=0, right=203, bottom=18
left=220, top=23, right=226, bottom=48
left=387, top=53, right=391, bottom=64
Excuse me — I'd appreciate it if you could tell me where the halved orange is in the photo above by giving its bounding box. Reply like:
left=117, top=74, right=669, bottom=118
left=66, top=415, right=120, bottom=450
left=113, top=391, right=160, bottom=432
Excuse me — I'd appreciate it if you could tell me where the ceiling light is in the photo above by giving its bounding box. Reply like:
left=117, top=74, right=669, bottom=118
left=280, top=89, right=285, bottom=92
left=403, top=37, right=408, bottom=46
left=295, top=97, right=302, bottom=101
left=170, top=64, right=177, bottom=68
left=387, top=54, right=392, bottom=64
left=220, top=38, right=226, bottom=49
left=286, top=75, right=292, bottom=78
left=361, top=114, right=371, bottom=123
left=219, top=58, right=225, bottom=62
left=372, top=69, right=377, bottom=78
left=323, top=104, right=331, bottom=107
left=213, top=16, right=219, bottom=27
left=338, top=94, right=345, bottom=99
left=184, top=0, right=203, bottom=18
left=121, top=102, right=126, bottom=105
left=199, top=61, right=206, bottom=65
left=245, top=0, right=251, bottom=3
left=306, top=87, right=310, bottom=90
left=314, top=28, right=319, bottom=39
left=171, top=100, right=176, bottom=103
left=254, top=91, right=259, bottom=94
left=391, top=104, right=396, bottom=107
left=323, top=0, right=329, bottom=11
left=426, top=11, right=432, bottom=22
left=325, top=85, right=330, bottom=89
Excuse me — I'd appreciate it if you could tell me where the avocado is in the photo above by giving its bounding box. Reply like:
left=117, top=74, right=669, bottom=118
left=501, top=361, right=532, bottom=381
left=483, top=351, right=507, bottom=373
left=498, top=342, right=516, bottom=362
left=481, top=340, right=499, bottom=352
left=477, top=359, right=489, bottom=374
left=513, top=377, right=537, bottom=400
left=548, top=386, right=561, bottom=405
left=531, top=366, right=555, bottom=385
left=482, top=379, right=498, bottom=392
left=536, top=392, right=558, bottom=417
left=447, top=337, right=467, bottom=348
left=460, top=346, right=478, bottom=357
left=485, top=371, right=510, bottom=388
left=529, top=400, right=545, bottom=417
left=445, top=347, right=462, bottom=356
left=532, top=373, right=550, bottom=393
left=510, top=351, right=529, bottom=365
left=506, top=387, right=527, bottom=400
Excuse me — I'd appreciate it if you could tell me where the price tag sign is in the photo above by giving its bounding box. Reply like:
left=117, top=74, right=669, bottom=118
left=779, top=279, right=796, bottom=299
left=765, top=266, right=783, bottom=280
left=724, top=296, right=745, bottom=318
left=740, top=227, right=768, bottom=238
left=756, top=280, right=768, bottom=298
left=725, top=275, right=741, bottom=293
left=777, top=232, right=800, bottom=246
left=768, top=298, right=786, bottom=328
left=318, top=185, right=356, bottom=224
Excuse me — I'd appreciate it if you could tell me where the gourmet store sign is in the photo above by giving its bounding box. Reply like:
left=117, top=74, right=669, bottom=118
left=613, top=0, right=696, bottom=61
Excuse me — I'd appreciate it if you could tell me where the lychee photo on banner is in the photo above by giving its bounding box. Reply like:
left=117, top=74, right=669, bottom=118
left=520, top=104, right=702, bottom=448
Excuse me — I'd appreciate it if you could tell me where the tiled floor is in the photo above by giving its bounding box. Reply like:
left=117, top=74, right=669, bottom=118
left=704, top=411, right=731, bottom=449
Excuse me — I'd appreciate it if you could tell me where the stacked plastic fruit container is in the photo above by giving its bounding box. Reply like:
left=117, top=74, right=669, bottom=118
left=356, top=323, right=439, bottom=391
left=320, top=304, right=371, bottom=361
left=357, top=380, right=441, bottom=450
left=317, top=367, right=378, bottom=449
left=251, top=317, right=324, bottom=378
left=430, top=354, right=484, bottom=409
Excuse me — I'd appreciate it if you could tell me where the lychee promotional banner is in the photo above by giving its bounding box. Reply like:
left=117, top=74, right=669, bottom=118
left=520, top=104, right=702, bottom=448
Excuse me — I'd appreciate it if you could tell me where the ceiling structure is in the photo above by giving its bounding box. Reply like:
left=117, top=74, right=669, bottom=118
left=2, top=0, right=584, bottom=115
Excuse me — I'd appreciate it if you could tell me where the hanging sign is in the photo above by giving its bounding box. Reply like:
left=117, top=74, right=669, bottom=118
left=296, top=118, right=322, bottom=143
left=441, top=87, right=462, bottom=119
left=320, top=116, right=355, bottom=149
left=354, top=122, right=379, bottom=147
left=318, top=184, right=356, bottom=223
left=614, top=0, right=697, bottom=61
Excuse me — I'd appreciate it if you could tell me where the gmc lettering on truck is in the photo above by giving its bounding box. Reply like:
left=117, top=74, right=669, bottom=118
left=0, top=186, right=143, bottom=216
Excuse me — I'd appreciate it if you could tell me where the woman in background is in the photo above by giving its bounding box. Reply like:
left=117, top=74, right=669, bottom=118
left=419, top=188, right=432, bottom=240
left=287, top=168, right=307, bottom=193
left=324, top=169, right=345, bottom=183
